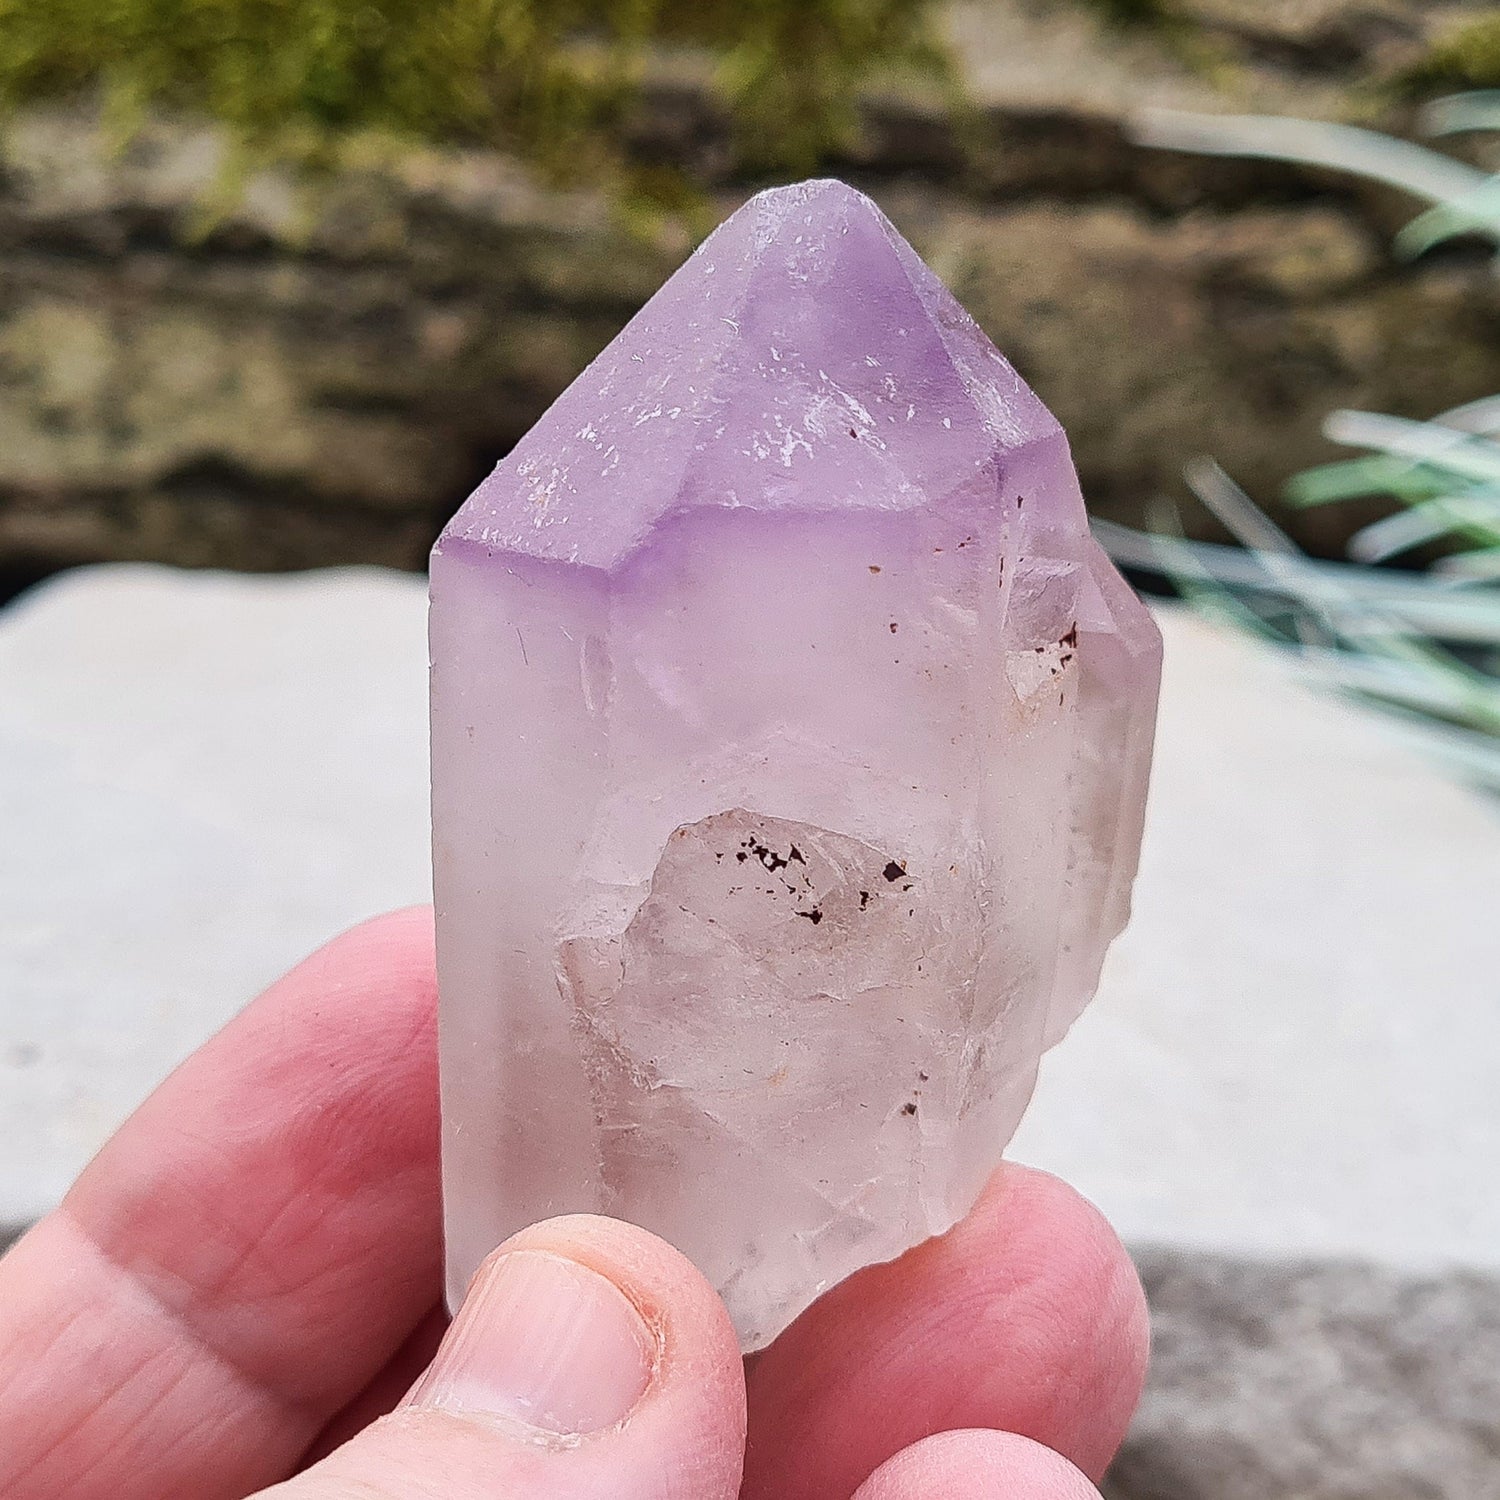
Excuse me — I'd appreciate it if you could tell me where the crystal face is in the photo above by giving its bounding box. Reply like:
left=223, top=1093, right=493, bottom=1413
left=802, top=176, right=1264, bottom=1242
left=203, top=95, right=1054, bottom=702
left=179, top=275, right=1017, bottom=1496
left=430, top=179, right=1161, bottom=1350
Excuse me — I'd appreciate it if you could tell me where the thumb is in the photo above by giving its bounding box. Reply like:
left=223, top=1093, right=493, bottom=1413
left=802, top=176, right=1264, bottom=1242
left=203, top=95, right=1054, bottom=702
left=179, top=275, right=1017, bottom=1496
left=254, top=1216, right=746, bottom=1500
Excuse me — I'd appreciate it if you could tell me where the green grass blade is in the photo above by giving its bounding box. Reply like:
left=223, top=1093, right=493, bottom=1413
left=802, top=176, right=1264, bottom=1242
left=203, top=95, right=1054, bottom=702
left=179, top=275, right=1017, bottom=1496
left=1131, top=108, right=1488, bottom=204
left=1284, top=456, right=1451, bottom=508
left=1422, top=91, right=1500, bottom=137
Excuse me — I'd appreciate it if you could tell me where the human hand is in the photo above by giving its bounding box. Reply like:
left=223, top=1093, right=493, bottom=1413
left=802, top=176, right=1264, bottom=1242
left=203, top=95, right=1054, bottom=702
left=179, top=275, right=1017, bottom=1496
left=0, top=909, right=1147, bottom=1499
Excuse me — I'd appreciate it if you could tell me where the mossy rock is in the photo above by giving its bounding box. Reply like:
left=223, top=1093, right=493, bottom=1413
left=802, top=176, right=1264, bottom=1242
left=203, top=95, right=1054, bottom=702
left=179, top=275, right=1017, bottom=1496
left=0, top=0, right=946, bottom=191
left=3, top=1, right=1499, bottom=583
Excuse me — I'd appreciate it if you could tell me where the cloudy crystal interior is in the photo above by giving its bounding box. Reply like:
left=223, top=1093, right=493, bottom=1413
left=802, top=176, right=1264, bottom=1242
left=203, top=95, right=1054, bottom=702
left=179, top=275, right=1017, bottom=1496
left=429, top=179, right=1161, bottom=1349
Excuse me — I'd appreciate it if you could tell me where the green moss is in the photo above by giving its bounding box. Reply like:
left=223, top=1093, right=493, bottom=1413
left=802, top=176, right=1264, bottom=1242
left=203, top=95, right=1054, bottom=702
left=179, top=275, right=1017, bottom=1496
left=0, top=0, right=946, bottom=182
left=1401, top=14, right=1500, bottom=93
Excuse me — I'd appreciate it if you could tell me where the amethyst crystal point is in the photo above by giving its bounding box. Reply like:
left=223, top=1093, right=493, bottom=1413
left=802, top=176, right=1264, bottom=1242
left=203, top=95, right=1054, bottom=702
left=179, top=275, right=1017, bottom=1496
left=430, top=179, right=1161, bottom=1349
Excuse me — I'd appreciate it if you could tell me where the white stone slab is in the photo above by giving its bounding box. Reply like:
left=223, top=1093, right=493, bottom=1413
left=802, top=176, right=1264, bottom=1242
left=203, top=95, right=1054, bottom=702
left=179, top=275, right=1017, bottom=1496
left=2, top=565, right=1498, bottom=1275
left=0, top=565, right=433, bottom=1221
left=1014, top=608, right=1500, bottom=1273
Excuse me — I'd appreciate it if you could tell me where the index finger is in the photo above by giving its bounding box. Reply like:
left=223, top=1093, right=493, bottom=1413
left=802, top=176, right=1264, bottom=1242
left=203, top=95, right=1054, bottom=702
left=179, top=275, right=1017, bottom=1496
left=0, top=907, right=442, bottom=1500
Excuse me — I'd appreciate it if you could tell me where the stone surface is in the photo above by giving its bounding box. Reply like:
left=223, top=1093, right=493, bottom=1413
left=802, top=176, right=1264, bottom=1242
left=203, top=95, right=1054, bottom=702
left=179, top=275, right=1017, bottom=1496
left=3, top=569, right=1498, bottom=1272
left=430, top=179, right=1161, bottom=1348
left=1105, top=1251, right=1500, bottom=1500
left=0, top=565, right=431, bottom=1227
left=1010, top=609, right=1500, bottom=1274
left=3, top=564, right=1500, bottom=1487
left=5, top=0, right=1500, bottom=588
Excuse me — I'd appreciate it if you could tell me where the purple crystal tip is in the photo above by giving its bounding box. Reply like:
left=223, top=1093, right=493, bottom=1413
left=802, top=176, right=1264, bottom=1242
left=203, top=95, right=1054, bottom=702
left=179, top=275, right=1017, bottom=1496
left=439, top=179, right=1062, bottom=571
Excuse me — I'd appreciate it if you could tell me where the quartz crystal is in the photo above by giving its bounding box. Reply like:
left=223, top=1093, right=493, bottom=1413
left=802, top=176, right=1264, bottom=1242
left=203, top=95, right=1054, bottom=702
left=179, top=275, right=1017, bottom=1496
left=430, top=179, right=1161, bottom=1350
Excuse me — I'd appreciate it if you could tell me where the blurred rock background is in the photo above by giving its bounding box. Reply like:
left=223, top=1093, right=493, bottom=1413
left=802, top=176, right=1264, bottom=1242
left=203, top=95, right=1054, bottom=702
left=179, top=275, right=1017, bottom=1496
left=3, top=0, right=1500, bottom=597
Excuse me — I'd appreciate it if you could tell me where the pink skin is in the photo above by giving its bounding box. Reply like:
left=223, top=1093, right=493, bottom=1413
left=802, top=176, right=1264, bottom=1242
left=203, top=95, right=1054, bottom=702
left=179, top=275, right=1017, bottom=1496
left=0, top=909, right=1148, bottom=1500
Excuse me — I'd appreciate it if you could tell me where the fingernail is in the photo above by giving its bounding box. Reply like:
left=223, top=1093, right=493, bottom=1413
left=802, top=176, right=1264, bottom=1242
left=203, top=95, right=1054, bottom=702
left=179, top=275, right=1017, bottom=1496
left=408, top=1250, right=657, bottom=1435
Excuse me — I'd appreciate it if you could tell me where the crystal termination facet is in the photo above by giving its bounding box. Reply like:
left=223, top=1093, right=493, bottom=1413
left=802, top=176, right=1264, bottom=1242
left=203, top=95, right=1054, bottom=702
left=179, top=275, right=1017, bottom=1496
left=430, top=179, right=1162, bottom=1350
